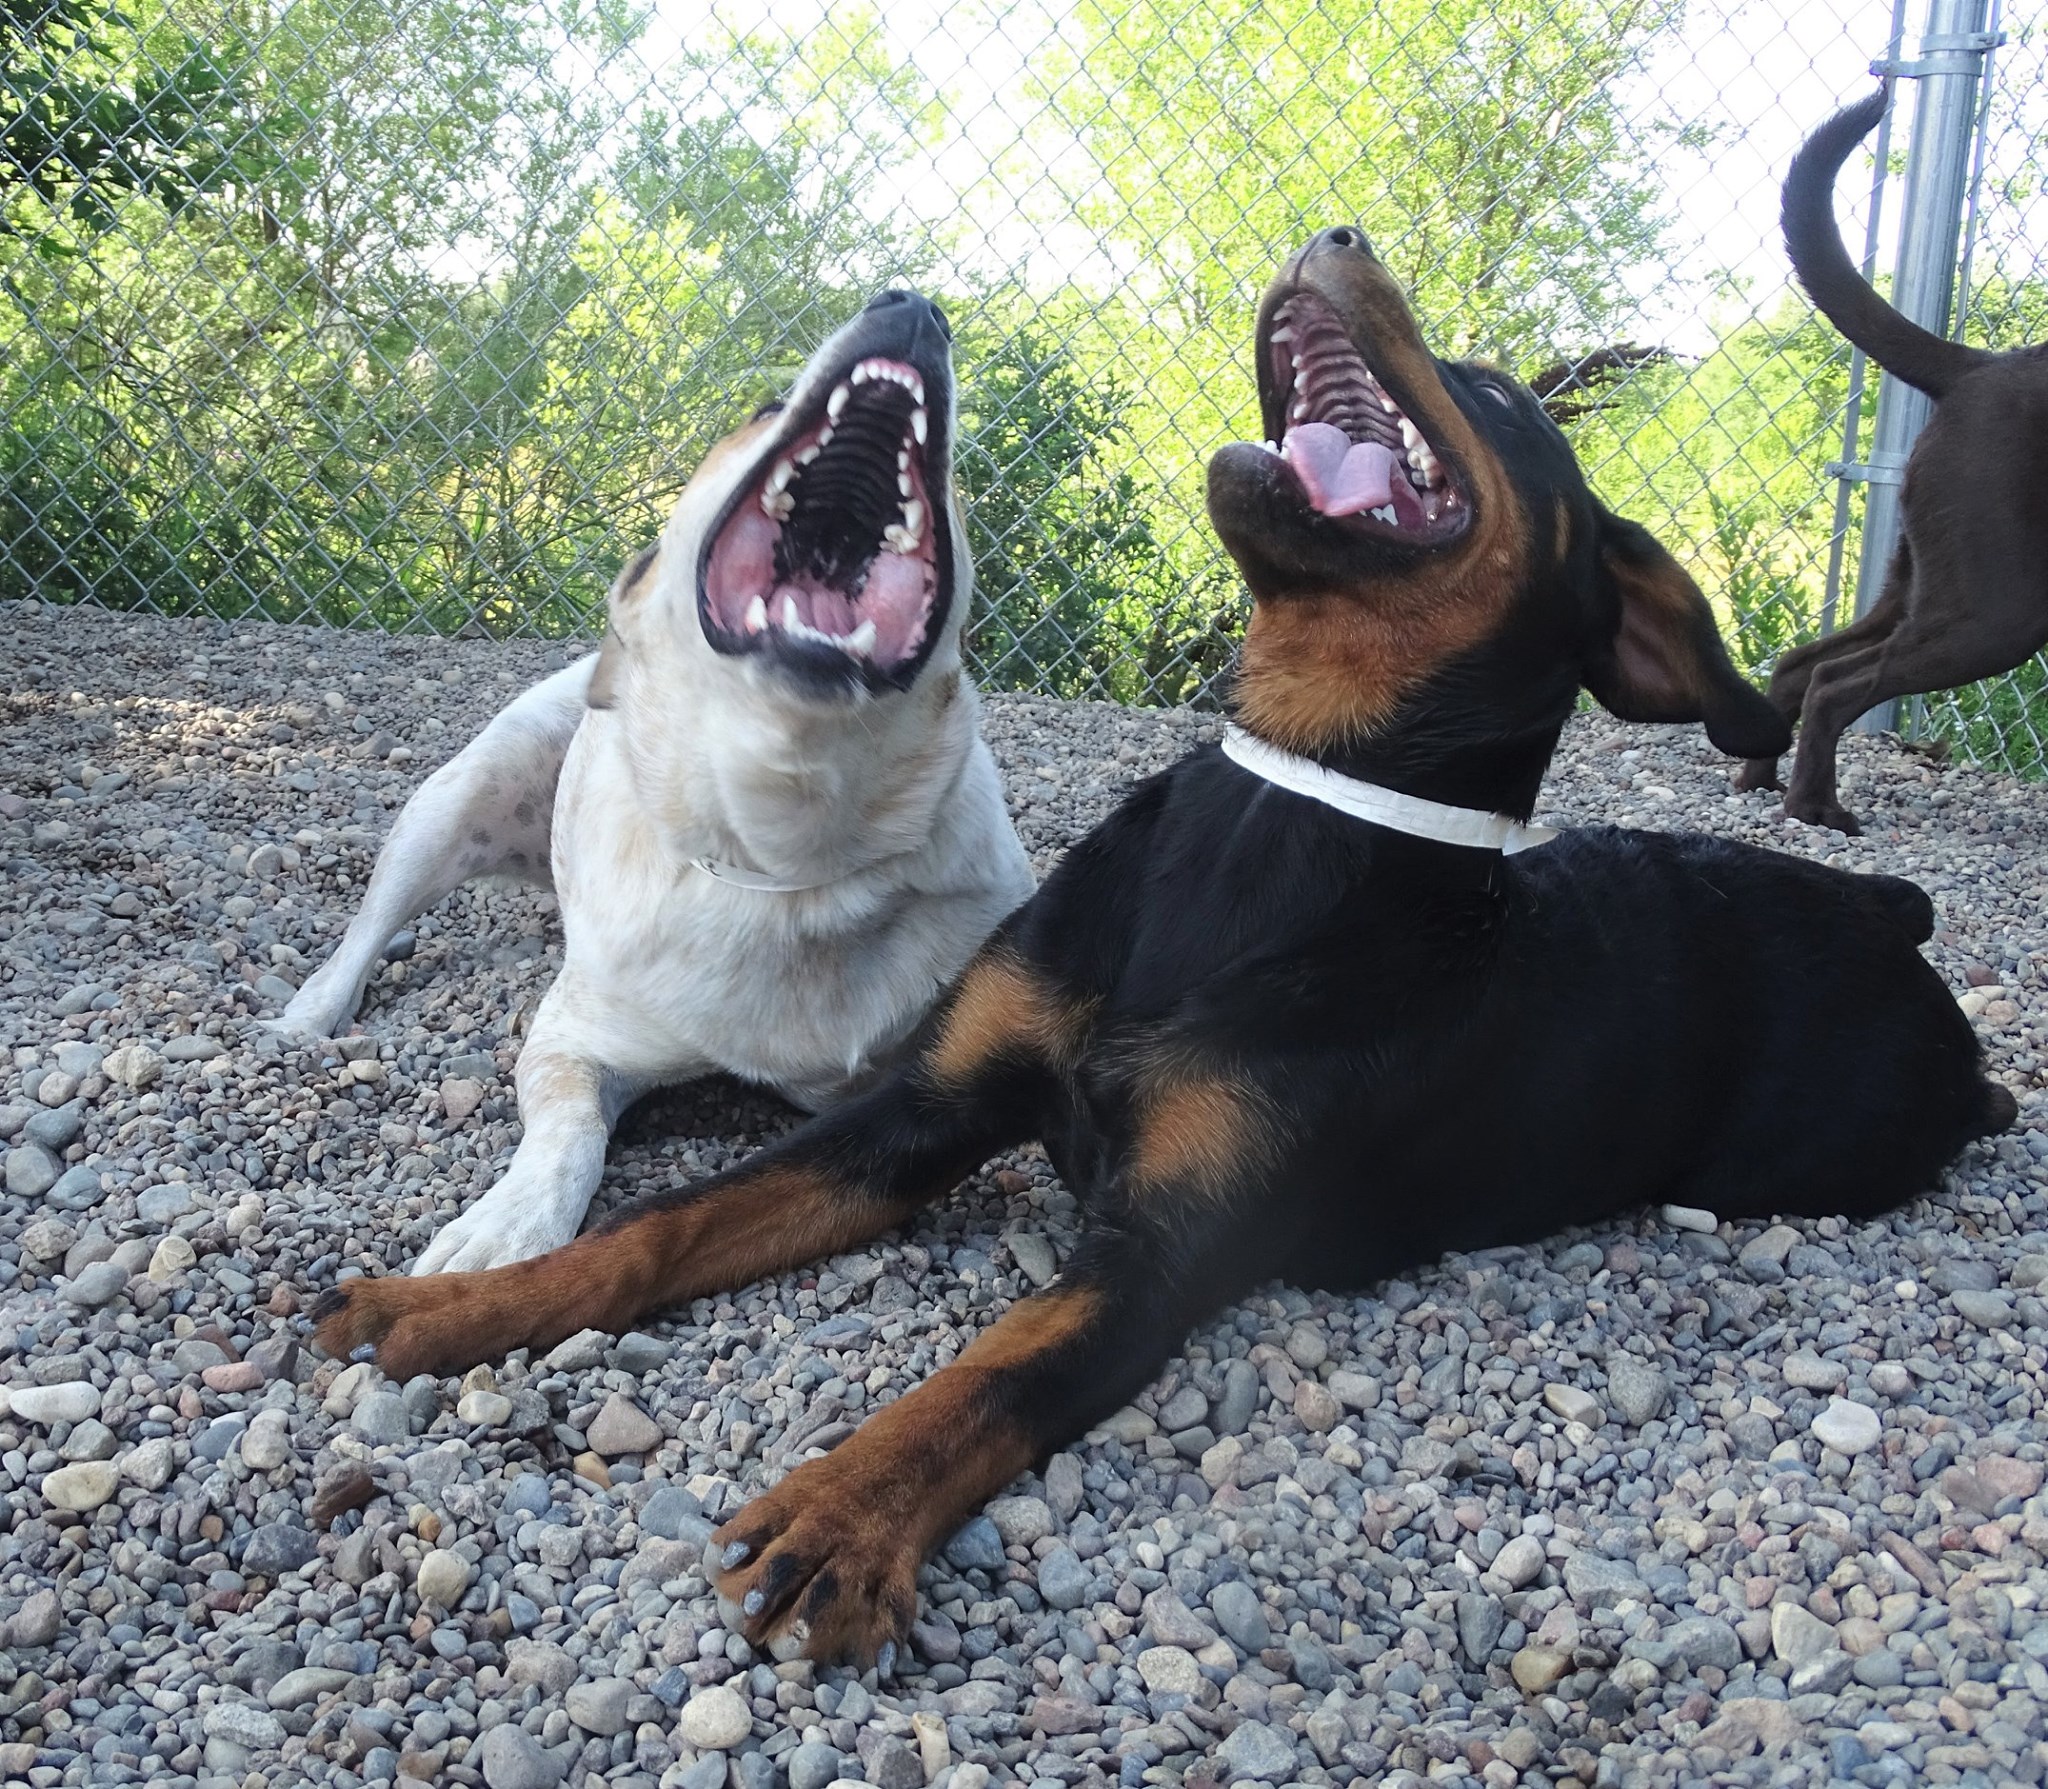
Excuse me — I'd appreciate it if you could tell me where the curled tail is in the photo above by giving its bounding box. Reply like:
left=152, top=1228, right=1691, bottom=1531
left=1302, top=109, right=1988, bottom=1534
left=1783, top=85, right=1994, bottom=399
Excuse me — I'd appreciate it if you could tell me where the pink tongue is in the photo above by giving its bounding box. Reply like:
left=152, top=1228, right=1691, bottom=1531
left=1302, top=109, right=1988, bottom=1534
left=1282, top=422, right=1397, bottom=517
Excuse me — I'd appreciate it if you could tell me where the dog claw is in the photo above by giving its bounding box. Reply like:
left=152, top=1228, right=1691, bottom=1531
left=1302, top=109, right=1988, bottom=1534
left=721, top=1541, right=751, bottom=1570
left=349, top=1342, right=377, bottom=1364
left=743, top=1588, right=765, bottom=1618
left=876, top=1640, right=897, bottom=1679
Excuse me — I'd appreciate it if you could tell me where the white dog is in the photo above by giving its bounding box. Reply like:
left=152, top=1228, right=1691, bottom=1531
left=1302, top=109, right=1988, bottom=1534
left=278, top=290, right=1034, bottom=1274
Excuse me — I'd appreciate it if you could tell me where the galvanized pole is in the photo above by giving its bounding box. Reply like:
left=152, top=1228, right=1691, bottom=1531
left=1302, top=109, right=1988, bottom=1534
left=1846, top=0, right=2001, bottom=733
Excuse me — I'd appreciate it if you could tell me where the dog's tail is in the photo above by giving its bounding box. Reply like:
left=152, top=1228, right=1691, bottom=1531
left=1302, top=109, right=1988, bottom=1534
left=1783, top=85, right=1994, bottom=400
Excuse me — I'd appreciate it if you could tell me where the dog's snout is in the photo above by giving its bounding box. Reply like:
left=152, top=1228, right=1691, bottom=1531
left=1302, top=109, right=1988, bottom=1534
left=866, top=288, right=952, bottom=341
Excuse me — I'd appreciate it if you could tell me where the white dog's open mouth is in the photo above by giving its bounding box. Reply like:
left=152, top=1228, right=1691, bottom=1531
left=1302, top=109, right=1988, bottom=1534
left=701, top=357, right=943, bottom=686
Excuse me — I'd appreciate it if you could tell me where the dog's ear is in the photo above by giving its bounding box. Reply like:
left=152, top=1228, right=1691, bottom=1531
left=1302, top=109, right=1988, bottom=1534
left=585, top=630, right=626, bottom=710
left=1582, top=505, right=1790, bottom=759
left=586, top=545, right=660, bottom=711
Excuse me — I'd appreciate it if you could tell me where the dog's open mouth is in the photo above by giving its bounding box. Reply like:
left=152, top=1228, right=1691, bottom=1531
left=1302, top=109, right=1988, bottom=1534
left=701, top=356, right=942, bottom=684
left=1255, top=293, right=1466, bottom=541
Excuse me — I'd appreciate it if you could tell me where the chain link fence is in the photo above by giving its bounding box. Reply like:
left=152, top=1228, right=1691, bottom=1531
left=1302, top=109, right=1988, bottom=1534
left=2, top=1, right=2044, bottom=755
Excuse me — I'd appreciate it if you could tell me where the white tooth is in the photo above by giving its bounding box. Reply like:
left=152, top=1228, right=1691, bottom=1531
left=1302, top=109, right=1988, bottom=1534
left=1373, top=504, right=1396, bottom=523
left=1270, top=325, right=1294, bottom=342
left=745, top=595, right=767, bottom=634
left=845, top=619, right=877, bottom=655
left=1380, top=395, right=1398, bottom=412
left=883, top=524, right=914, bottom=553
left=851, top=362, right=873, bottom=385
left=897, top=449, right=910, bottom=470
left=760, top=490, right=793, bottom=520
left=827, top=384, right=849, bottom=418
left=911, top=407, right=927, bottom=444
left=782, top=595, right=801, bottom=632
left=766, top=458, right=794, bottom=495
left=796, top=445, right=820, bottom=465
left=1399, top=418, right=1421, bottom=448
left=900, top=498, right=924, bottom=539
left=1291, top=400, right=1307, bottom=420
left=897, top=471, right=913, bottom=497
left=906, top=371, right=924, bottom=403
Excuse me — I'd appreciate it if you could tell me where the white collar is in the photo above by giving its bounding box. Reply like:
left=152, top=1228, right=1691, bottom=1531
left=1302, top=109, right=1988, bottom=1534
left=689, top=856, right=843, bottom=892
left=1221, top=725, right=1557, bottom=855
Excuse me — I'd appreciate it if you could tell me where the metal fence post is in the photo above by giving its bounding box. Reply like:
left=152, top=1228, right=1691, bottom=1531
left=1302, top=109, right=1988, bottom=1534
left=1846, top=0, right=2001, bottom=734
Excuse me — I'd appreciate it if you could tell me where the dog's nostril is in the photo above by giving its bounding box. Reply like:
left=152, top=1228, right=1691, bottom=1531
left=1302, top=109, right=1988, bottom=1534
left=1325, top=227, right=1358, bottom=249
left=868, top=288, right=915, bottom=310
left=927, top=299, right=951, bottom=341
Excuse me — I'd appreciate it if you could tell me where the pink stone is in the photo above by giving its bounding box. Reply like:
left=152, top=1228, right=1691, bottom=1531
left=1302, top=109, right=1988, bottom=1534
left=202, top=1362, right=264, bottom=1393
left=1975, top=1455, right=2044, bottom=1502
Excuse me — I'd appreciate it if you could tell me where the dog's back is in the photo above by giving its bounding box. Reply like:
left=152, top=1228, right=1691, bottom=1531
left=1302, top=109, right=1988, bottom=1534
left=1783, top=85, right=1998, bottom=400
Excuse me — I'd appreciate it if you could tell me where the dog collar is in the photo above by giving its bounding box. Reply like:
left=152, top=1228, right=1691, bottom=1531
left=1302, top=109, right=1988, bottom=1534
left=1221, top=725, right=1557, bottom=855
left=690, top=856, right=847, bottom=893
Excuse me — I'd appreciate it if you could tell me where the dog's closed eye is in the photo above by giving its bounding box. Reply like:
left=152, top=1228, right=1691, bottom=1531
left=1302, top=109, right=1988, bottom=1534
left=1481, top=383, right=1514, bottom=408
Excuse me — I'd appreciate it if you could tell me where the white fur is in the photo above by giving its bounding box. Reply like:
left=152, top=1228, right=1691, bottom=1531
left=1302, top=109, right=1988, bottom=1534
left=276, top=315, right=1034, bottom=1273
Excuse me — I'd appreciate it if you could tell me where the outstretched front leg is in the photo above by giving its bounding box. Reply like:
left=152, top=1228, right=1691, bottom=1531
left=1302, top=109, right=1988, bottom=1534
left=708, top=1226, right=1213, bottom=1668
left=312, top=947, right=1089, bottom=1378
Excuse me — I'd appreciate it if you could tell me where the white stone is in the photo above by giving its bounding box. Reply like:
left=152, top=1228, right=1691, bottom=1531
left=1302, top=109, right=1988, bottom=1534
left=1661, top=1203, right=1718, bottom=1234
left=1811, top=1397, right=1882, bottom=1456
left=1135, top=1646, right=1201, bottom=1696
left=241, top=1411, right=292, bottom=1471
left=415, top=1549, right=473, bottom=1608
left=148, top=1234, right=197, bottom=1282
left=1491, top=1533, right=1546, bottom=1589
left=119, top=1437, right=176, bottom=1491
left=42, top=1460, right=118, bottom=1512
left=7, top=1380, right=100, bottom=1425
left=677, top=1684, right=751, bottom=1750
left=1783, top=1353, right=1847, bottom=1392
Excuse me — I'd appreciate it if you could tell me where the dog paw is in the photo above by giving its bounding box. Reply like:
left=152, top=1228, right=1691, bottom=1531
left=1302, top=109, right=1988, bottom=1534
left=1732, top=759, right=1782, bottom=794
left=311, top=1275, right=496, bottom=1381
left=709, top=1460, right=922, bottom=1668
left=413, top=1201, right=577, bottom=1276
left=1778, top=799, right=1861, bottom=836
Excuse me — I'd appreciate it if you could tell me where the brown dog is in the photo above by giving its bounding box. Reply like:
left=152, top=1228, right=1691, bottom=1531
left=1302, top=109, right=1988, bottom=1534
left=1739, top=85, right=2048, bottom=833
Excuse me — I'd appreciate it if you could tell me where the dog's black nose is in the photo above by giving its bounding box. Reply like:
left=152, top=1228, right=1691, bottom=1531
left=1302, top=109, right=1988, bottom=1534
left=866, top=289, right=951, bottom=341
left=1310, top=225, right=1373, bottom=257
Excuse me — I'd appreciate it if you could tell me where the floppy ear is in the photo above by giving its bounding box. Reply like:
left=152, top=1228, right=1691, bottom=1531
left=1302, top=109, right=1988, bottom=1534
left=585, top=545, right=661, bottom=712
left=1581, top=505, right=1791, bottom=759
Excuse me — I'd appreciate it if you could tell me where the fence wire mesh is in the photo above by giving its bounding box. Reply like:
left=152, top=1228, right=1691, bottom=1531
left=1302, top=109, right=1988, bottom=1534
left=1, top=1, right=2043, bottom=757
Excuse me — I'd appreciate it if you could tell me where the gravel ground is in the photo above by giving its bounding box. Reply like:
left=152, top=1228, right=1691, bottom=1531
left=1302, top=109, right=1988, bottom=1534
left=4, top=598, right=2048, bottom=1789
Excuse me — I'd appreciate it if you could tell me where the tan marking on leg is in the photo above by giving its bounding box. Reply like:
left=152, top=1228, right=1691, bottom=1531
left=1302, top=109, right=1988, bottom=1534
left=1129, top=1073, right=1271, bottom=1203
left=314, top=1159, right=916, bottom=1381
left=926, top=952, right=1093, bottom=1088
left=709, top=1284, right=1104, bottom=1662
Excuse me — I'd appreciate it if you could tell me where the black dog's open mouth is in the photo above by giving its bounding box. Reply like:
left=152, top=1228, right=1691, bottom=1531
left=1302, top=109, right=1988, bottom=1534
left=1254, top=292, right=1466, bottom=542
left=700, top=357, right=942, bottom=683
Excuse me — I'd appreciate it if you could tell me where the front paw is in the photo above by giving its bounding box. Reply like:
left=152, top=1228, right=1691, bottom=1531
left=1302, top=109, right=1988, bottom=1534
left=413, top=1198, right=576, bottom=1276
left=1733, top=758, right=1782, bottom=793
left=710, top=1459, right=922, bottom=1668
left=312, top=1275, right=496, bottom=1380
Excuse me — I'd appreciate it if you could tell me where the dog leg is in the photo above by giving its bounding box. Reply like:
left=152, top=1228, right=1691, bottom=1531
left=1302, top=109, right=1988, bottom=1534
left=412, top=995, right=664, bottom=1274
left=1737, top=580, right=1909, bottom=795
left=313, top=945, right=1082, bottom=1375
left=707, top=1229, right=1198, bottom=1666
left=273, top=658, right=594, bottom=1039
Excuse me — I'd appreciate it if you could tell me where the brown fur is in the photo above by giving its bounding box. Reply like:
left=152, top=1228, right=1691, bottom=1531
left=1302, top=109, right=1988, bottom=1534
left=925, top=952, right=1094, bottom=1088
left=1129, top=1071, right=1269, bottom=1202
left=708, top=1286, right=1101, bottom=1660
left=313, top=1161, right=919, bottom=1380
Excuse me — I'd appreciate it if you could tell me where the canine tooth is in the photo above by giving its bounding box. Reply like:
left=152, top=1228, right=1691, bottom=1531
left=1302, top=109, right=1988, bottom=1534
left=1372, top=504, right=1397, bottom=523
left=760, top=490, right=793, bottom=520
left=911, top=407, right=927, bottom=444
left=900, top=498, right=924, bottom=539
left=827, top=384, right=849, bottom=418
left=1270, top=325, right=1294, bottom=342
left=845, top=619, right=877, bottom=655
left=796, top=445, right=820, bottom=465
left=745, top=594, right=768, bottom=634
left=851, top=362, right=874, bottom=385
left=782, top=594, right=802, bottom=632
left=765, top=458, right=794, bottom=495
left=906, top=371, right=924, bottom=403
left=1399, top=418, right=1421, bottom=449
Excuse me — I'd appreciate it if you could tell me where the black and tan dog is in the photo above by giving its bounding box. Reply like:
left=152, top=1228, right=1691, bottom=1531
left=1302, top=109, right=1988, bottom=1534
left=1739, top=85, right=2048, bottom=833
left=316, top=228, right=2011, bottom=1667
